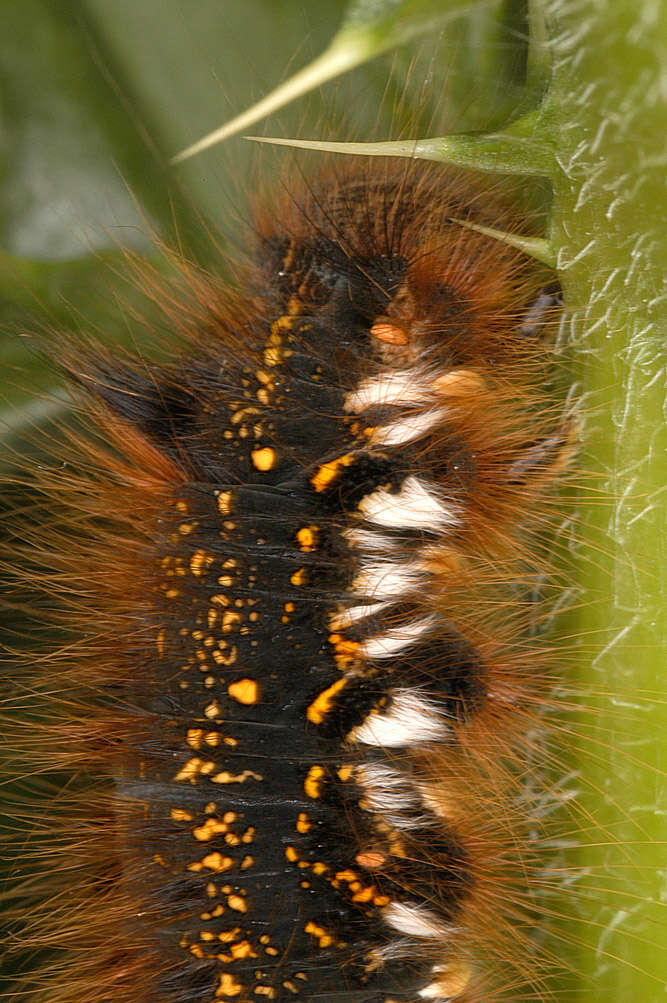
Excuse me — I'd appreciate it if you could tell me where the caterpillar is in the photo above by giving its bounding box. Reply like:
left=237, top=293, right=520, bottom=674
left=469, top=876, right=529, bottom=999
left=1, top=2, right=663, bottom=1003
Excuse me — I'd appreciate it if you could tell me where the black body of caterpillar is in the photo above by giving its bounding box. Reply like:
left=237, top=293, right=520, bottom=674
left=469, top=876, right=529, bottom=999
left=8, top=163, right=566, bottom=1003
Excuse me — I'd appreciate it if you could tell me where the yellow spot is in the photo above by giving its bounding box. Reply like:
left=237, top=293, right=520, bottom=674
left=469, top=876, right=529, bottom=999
left=211, top=769, right=263, bottom=784
left=190, top=549, right=214, bottom=577
left=255, top=989, right=276, bottom=998
left=228, top=679, right=259, bottom=705
left=285, top=845, right=299, bottom=863
left=307, top=677, right=348, bottom=725
left=210, top=594, right=229, bottom=607
left=241, top=855, right=254, bottom=869
left=216, top=490, right=233, bottom=515
left=200, top=930, right=215, bottom=942
left=296, top=813, right=311, bottom=834
left=173, top=757, right=210, bottom=783
left=304, top=921, right=334, bottom=949
left=296, top=525, right=318, bottom=552
left=352, top=886, right=375, bottom=903
left=251, top=446, right=277, bottom=472
left=186, top=728, right=204, bottom=750
left=170, top=808, right=193, bottom=823
left=193, top=818, right=229, bottom=842
left=264, top=347, right=283, bottom=367
left=165, top=587, right=180, bottom=599
left=337, top=765, right=354, bottom=782
left=370, top=320, right=408, bottom=345
left=156, top=628, right=166, bottom=658
left=204, top=699, right=222, bottom=719
left=227, top=894, right=247, bottom=913
left=188, top=852, right=234, bottom=874
left=221, top=610, right=242, bottom=633
left=178, top=521, right=197, bottom=535
left=189, top=944, right=204, bottom=958
left=216, top=973, right=243, bottom=998
left=218, top=928, right=241, bottom=943
left=335, top=869, right=358, bottom=883
left=176, top=500, right=189, bottom=514
left=328, top=632, right=360, bottom=668
left=231, top=941, right=256, bottom=961
left=310, top=453, right=355, bottom=492
left=290, top=568, right=307, bottom=587
left=304, top=765, right=325, bottom=799
left=214, top=645, right=238, bottom=667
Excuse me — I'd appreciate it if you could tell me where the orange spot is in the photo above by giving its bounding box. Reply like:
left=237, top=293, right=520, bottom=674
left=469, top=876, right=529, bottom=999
left=251, top=446, right=278, bottom=471
left=304, top=764, right=325, bottom=799
left=193, top=818, right=229, bottom=842
left=211, top=769, right=263, bottom=784
left=221, top=610, right=241, bottom=633
left=307, top=677, right=348, bottom=724
left=218, top=928, right=241, bottom=943
left=310, top=453, right=355, bottom=492
left=355, top=851, right=386, bottom=869
left=188, top=852, right=234, bottom=874
left=352, top=885, right=375, bottom=903
left=228, top=678, right=259, bottom=705
left=173, top=757, right=210, bottom=783
left=304, top=921, right=334, bottom=948
left=296, top=525, right=318, bottom=551
left=170, top=808, right=193, bottom=822
left=190, top=549, right=213, bottom=577
left=186, top=727, right=204, bottom=750
left=290, top=568, right=307, bottom=586
left=216, top=490, right=233, bottom=515
left=370, top=320, right=408, bottom=345
left=215, top=973, right=243, bottom=998
left=296, top=813, right=311, bottom=834
left=227, top=894, right=247, bottom=913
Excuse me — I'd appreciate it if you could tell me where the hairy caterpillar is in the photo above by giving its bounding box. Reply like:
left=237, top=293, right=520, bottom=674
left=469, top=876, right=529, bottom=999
left=1, top=2, right=664, bottom=1002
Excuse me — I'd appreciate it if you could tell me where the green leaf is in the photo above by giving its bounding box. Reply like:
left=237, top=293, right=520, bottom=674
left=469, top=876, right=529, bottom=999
left=171, top=0, right=493, bottom=161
